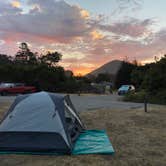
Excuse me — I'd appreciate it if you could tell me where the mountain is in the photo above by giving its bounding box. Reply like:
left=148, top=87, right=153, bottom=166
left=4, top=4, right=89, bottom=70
left=86, top=60, right=123, bottom=77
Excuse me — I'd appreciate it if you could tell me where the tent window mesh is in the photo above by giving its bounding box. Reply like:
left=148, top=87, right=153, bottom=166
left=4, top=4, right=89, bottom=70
left=64, top=103, right=79, bottom=142
left=64, top=106, right=75, bottom=123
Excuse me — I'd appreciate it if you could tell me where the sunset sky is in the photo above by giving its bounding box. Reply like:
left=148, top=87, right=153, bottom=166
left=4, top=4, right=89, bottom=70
left=0, top=0, right=166, bottom=75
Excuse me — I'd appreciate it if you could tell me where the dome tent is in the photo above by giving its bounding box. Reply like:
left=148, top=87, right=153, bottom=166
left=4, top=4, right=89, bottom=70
left=0, top=92, right=84, bottom=154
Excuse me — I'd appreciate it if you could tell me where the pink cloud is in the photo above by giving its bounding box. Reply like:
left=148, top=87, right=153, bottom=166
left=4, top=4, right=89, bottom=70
left=98, top=18, right=154, bottom=37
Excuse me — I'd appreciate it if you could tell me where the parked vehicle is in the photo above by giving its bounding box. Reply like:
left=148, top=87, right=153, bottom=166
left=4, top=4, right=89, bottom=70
left=118, top=85, right=135, bottom=95
left=0, top=83, right=36, bottom=96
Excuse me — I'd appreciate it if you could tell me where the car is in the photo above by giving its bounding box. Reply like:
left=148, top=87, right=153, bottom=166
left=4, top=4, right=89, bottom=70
left=118, top=85, right=135, bottom=95
left=0, top=82, right=37, bottom=96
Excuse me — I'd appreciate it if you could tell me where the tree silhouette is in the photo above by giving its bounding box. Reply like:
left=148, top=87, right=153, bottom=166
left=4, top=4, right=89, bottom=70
left=40, top=51, right=62, bottom=66
left=15, top=42, right=37, bottom=64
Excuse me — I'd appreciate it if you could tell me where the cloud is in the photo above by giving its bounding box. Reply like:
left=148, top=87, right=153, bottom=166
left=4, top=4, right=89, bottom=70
left=98, top=18, right=154, bottom=38
left=109, top=31, right=166, bottom=62
left=91, top=30, right=104, bottom=40
left=0, top=0, right=166, bottom=75
left=0, top=1, right=22, bottom=15
left=11, top=1, right=21, bottom=8
left=154, top=29, right=166, bottom=43
left=0, top=0, right=91, bottom=43
left=80, top=9, right=90, bottom=19
left=114, top=0, right=143, bottom=14
left=0, top=40, right=5, bottom=45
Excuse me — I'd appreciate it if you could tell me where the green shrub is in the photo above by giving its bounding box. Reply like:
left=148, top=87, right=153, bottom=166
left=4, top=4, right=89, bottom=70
left=123, top=90, right=166, bottom=105
left=149, top=89, right=166, bottom=105
left=123, top=90, right=146, bottom=103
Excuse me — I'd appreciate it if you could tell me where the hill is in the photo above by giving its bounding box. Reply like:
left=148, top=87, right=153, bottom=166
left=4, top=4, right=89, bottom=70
left=86, top=60, right=122, bottom=77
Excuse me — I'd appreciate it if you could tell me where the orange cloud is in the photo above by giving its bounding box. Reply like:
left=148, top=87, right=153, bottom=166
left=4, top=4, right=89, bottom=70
left=80, top=9, right=90, bottom=19
left=91, top=30, right=104, bottom=40
left=11, top=1, right=21, bottom=8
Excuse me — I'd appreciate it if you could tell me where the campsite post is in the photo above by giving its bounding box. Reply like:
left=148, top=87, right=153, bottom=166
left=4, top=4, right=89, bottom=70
left=144, top=94, right=148, bottom=113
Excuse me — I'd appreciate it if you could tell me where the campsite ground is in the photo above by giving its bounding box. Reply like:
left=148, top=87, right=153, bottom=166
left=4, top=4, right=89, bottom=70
left=0, top=95, right=166, bottom=166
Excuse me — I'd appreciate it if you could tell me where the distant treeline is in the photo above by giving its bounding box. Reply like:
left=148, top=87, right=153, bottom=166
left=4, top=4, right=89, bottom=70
left=0, top=43, right=87, bottom=93
left=0, top=55, right=69, bottom=92
left=123, top=55, right=166, bottom=104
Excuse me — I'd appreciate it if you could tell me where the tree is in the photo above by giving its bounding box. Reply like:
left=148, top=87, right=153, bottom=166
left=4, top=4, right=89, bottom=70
left=0, top=54, right=12, bottom=64
left=40, top=51, right=62, bottom=66
left=15, top=42, right=37, bottom=64
left=131, top=67, right=145, bottom=89
left=115, top=61, right=136, bottom=88
left=142, top=55, right=166, bottom=93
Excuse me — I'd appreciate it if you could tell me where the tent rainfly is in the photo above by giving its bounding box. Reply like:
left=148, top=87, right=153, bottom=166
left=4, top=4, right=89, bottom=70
left=0, top=91, right=84, bottom=154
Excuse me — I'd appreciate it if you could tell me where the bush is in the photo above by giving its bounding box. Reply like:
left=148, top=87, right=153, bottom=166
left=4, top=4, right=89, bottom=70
left=149, top=90, right=166, bottom=105
left=123, top=90, right=166, bottom=105
left=123, top=91, right=146, bottom=103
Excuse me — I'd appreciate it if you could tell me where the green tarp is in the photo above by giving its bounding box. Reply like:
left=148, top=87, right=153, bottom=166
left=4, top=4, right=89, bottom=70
left=73, top=130, right=115, bottom=155
left=0, top=130, right=114, bottom=155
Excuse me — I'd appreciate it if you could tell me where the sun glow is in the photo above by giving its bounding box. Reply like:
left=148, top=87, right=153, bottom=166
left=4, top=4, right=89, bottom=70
left=91, top=30, right=104, bottom=40
left=73, top=68, right=93, bottom=76
left=11, top=1, right=21, bottom=8
left=80, top=9, right=90, bottom=19
left=141, top=58, right=155, bottom=65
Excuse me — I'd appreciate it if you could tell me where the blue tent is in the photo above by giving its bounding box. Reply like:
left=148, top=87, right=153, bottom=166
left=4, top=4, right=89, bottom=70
left=0, top=92, right=84, bottom=154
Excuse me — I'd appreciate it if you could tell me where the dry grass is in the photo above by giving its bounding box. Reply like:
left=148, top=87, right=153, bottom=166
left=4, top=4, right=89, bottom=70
left=0, top=102, right=166, bottom=166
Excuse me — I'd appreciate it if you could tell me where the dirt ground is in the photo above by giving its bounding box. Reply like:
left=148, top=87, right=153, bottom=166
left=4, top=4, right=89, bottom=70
left=0, top=102, right=165, bottom=166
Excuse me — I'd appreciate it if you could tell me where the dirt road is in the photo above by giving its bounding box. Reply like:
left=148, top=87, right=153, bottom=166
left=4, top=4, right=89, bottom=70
left=0, top=94, right=163, bottom=112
